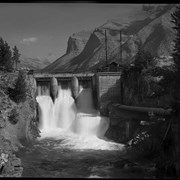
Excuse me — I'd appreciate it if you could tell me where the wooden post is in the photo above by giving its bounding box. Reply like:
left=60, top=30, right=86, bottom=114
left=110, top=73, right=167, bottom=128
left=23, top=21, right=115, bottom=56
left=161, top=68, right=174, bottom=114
left=126, top=120, right=130, bottom=140
left=119, top=70, right=123, bottom=104
left=120, top=30, right=123, bottom=104
left=120, top=30, right=122, bottom=65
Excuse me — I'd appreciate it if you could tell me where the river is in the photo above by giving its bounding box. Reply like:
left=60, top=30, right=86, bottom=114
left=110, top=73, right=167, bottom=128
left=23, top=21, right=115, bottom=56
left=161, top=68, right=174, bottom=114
left=16, top=86, right=155, bottom=178
left=17, top=134, right=155, bottom=178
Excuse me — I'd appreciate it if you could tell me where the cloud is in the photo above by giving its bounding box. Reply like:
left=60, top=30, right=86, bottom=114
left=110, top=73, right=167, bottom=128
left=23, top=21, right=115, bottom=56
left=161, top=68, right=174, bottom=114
left=20, top=37, right=38, bottom=45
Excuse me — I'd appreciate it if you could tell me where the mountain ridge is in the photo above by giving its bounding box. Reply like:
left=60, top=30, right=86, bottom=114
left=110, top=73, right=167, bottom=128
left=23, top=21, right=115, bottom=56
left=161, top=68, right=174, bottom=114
left=42, top=4, right=176, bottom=73
left=19, top=54, right=55, bottom=70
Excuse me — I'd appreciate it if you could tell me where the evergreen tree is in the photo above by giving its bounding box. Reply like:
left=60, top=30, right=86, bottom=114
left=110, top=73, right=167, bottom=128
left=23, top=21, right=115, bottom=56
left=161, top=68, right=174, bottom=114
left=14, top=70, right=27, bottom=102
left=134, top=46, right=155, bottom=71
left=0, top=38, right=6, bottom=70
left=8, top=70, right=27, bottom=103
left=4, top=41, right=13, bottom=72
left=0, top=38, right=13, bottom=72
left=171, top=4, right=180, bottom=99
left=12, top=46, right=21, bottom=71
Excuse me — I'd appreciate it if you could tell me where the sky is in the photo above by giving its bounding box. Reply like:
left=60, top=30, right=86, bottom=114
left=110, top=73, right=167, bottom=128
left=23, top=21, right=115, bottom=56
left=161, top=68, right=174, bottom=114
left=0, top=3, right=143, bottom=60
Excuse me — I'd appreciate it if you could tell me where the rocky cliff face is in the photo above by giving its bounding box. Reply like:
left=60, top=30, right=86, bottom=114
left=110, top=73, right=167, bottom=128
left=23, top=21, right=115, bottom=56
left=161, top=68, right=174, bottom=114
left=43, top=30, right=92, bottom=73
left=42, top=4, right=176, bottom=73
left=0, top=72, right=40, bottom=177
left=0, top=89, right=23, bottom=177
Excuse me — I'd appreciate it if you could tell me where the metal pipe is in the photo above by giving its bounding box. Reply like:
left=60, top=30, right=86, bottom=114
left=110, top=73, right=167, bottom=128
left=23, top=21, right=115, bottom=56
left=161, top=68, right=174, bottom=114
left=120, top=30, right=122, bottom=65
left=108, top=103, right=172, bottom=116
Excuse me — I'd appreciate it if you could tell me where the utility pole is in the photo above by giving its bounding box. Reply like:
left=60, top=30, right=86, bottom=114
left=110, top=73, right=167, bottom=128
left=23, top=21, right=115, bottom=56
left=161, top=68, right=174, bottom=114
left=120, top=30, right=122, bottom=66
left=105, top=29, right=108, bottom=67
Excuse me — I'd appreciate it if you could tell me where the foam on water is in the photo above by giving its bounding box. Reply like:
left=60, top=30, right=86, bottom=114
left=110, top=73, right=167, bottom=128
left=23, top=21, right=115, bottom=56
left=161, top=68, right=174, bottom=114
left=36, top=85, right=125, bottom=151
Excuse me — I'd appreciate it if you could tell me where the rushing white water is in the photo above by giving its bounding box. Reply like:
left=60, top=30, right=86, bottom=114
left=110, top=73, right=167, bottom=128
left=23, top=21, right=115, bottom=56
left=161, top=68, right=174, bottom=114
left=37, top=87, right=76, bottom=131
left=36, top=84, right=125, bottom=151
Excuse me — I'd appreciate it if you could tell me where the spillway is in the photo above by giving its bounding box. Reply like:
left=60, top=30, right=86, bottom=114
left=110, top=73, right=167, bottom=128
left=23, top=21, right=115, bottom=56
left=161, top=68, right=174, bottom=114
left=19, top=74, right=155, bottom=178
left=36, top=82, right=125, bottom=150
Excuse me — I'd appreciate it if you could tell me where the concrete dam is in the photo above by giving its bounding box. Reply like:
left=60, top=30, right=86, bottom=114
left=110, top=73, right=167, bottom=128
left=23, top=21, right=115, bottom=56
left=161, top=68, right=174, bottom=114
left=29, top=71, right=126, bottom=151
left=28, top=71, right=172, bottom=143
left=31, top=72, right=122, bottom=114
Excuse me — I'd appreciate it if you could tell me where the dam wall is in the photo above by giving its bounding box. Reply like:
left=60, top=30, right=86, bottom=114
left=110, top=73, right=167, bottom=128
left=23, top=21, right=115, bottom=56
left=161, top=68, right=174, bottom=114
left=95, top=72, right=122, bottom=115
left=30, top=72, right=122, bottom=115
left=28, top=71, right=177, bottom=145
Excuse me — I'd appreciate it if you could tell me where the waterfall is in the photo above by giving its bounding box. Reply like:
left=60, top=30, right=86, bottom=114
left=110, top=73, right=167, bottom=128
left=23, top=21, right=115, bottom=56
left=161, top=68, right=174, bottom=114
left=36, top=83, right=125, bottom=150
left=37, top=86, right=76, bottom=131
left=70, top=86, right=109, bottom=138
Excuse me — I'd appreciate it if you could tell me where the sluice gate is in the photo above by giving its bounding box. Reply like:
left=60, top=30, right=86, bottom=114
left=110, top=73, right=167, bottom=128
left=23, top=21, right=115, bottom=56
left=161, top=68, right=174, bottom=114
left=29, top=72, right=122, bottom=113
left=34, top=73, right=95, bottom=97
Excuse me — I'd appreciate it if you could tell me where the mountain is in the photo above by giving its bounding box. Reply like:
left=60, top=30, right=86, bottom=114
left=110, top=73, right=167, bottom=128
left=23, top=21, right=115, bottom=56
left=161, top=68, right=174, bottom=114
left=42, top=30, right=92, bottom=73
left=42, top=4, right=176, bottom=73
left=19, top=54, right=56, bottom=70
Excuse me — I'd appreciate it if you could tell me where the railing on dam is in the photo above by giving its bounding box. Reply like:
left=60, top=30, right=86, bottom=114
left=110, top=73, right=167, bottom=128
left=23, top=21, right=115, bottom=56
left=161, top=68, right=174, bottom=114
left=34, top=73, right=95, bottom=81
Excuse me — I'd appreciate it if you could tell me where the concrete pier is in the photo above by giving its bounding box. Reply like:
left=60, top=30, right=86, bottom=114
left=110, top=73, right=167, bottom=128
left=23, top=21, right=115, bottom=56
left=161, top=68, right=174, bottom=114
left=50, top=77, right=58, bottom=103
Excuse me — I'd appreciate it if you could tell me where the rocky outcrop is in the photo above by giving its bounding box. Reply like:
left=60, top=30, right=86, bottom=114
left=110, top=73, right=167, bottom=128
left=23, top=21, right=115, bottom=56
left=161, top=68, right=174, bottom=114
left=0, top=136, right=23, bottom=177
left=0, top=71, right=40, bottom=177
left=66, top=31, right=91, bottom=54
left=42, top=30, right=92, bottom=73
left=42, top=4, right=176, bottom=73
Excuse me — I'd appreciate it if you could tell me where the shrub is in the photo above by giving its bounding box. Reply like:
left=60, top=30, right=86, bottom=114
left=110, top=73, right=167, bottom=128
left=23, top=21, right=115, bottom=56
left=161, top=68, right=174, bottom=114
left=8, top=108, right=19, bottom=125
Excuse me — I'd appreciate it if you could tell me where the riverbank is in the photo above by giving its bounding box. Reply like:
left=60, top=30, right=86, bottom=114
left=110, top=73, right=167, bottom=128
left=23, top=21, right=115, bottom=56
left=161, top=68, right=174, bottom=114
left=0, top=71, right=39, bottom=177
